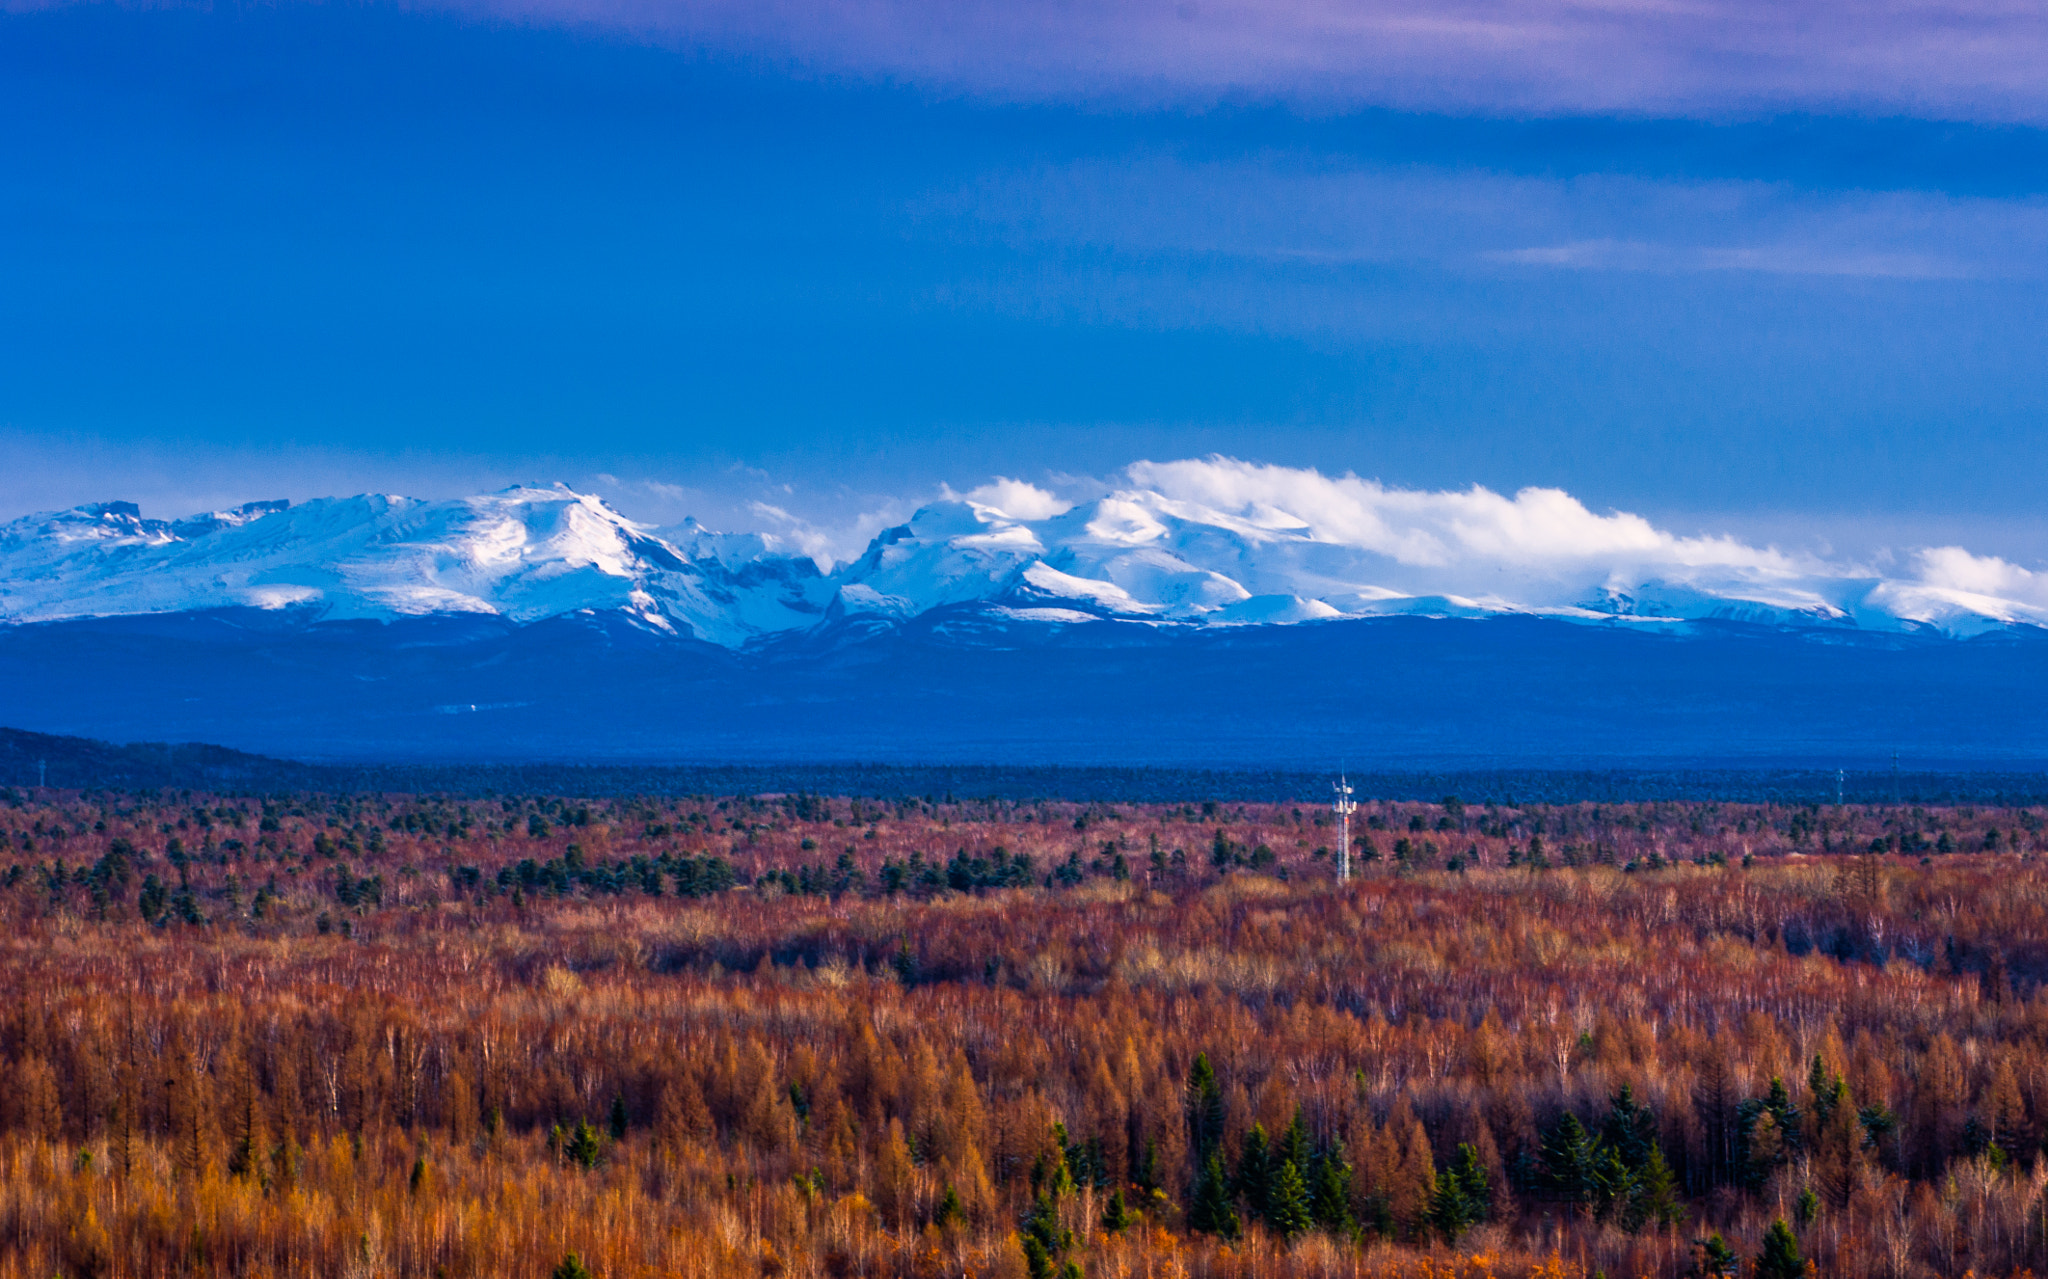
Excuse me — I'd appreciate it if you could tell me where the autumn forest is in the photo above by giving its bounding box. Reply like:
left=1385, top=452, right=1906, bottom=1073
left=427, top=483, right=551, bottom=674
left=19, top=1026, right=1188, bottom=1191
left=2, top=784, right=2046, bottom=1279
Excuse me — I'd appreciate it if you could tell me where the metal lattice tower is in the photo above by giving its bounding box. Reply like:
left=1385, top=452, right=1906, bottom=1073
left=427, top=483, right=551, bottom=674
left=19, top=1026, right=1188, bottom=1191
left=1332, top=775, right=1357, bottom=882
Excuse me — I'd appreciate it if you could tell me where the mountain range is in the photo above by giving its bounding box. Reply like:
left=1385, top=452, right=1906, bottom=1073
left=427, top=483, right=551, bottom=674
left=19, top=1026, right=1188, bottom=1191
left=5, top=464, right=2046, bottom=643
left=1, top=464, right=2044, bottom=768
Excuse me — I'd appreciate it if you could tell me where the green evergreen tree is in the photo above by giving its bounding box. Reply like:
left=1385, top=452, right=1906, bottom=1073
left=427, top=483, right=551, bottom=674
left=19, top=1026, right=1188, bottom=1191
left=565, top=1119, right=605, bottom=1170
left=1022, top=1236, right=1055, bottom=1279
left=1235, top=1124, right=1273, bottom=1219
left=1600, top=1084, right=1658, bottom=1171
left=1188, top=1152, right=1241, bottom=1239
left=1539, top=1112, right=1601, bottom=1213
left=1754, top=1219, right=1805, bottom=1279
left=1266, top=1157, right=1313, bottom=1239
left=1038, top=1123, right=1081, bottom=1197
left=1630, top=1145, right=1685, bottom=1231
left=1737, top=1076, right=1801, bottom=1189
left=1279, top=1108, right=1313, bottom=1183
left=1806, top=1055, right=1832, bottom=1123
left=1763, top=1076, right=1800, bottom=1136
left=608, top=1093, right=629, bottom=1141
left=1023, top=1190, right=1071, bottom=1260
left=1694, top=1233, right=1739, bottom=1278
left=551, top=1253, right=595, bottom=1279
left=1136, top=1137, right=1162, bottom=1193
left=1794, top=1186, right=1819, bottom=1228
left=1185, top=1054, right=1226, bottom=1160
left=1311, top=1138, right=1355, bottom=1234
left=1591, top=1143, right=1636, bottom=1221
left=1430, top=1143, right=1491, bottom=1242
left=1100, top=1188, right=1131, bottom=1234
left=934, top=1183, right=964, bottom=1228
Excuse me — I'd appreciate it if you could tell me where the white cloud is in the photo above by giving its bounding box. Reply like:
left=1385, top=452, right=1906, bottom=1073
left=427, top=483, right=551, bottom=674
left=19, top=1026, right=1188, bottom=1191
left=1915, top=546, right=2048, bottom=605
left=961, top=477, right=1072, bottom=521
left=1122, top=456, right=1816, bottom=580
left=425, top=0, right=2048, bottom=123
left=1486, top=240, right=1969, bottom=280
left=928, top=157, right=2048, bottom=307
left=745, top=498, right=911, bottom=568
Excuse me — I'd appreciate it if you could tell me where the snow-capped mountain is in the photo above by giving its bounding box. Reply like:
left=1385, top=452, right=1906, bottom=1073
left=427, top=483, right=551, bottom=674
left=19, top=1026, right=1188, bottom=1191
left=2, top=461, right=2045, bottom=645
left=0, top=487, right=831, bottom=648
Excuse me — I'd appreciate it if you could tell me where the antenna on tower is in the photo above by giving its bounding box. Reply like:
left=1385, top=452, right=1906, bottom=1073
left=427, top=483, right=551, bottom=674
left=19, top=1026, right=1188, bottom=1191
left=37, top=759, right=46, bottom=790
left=1332, top=774, right=1357, bottom=883
left=1836, top=768, right=1844, bottom=807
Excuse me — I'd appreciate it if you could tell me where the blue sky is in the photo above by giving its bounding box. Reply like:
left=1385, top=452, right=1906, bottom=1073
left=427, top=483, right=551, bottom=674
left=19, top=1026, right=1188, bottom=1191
left=4, top=0, right=2047, bottom=561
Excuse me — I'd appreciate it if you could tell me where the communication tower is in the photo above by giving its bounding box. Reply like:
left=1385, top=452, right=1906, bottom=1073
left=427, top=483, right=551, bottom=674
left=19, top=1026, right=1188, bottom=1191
left=1332, top=775, right=1357, bottom=882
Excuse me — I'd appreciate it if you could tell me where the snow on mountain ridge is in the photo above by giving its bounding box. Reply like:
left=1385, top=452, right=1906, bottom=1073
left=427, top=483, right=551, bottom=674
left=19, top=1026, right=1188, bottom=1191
left=3, top=462, right=2045, bottom=643
left=0, top=485, right=833, bottom=645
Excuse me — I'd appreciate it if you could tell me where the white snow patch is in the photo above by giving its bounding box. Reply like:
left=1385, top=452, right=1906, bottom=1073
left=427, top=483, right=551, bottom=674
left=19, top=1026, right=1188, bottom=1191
left=988, top=606, right=1101, bottom=624
left=1212, top=594, right=1343, bottom=624
left=1014, top=561, right=1154, bottom=612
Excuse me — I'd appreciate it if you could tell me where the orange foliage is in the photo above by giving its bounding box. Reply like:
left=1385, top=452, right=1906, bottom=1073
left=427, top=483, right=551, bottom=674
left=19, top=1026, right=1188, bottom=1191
left=0, top=788, right=2044, bottom=1277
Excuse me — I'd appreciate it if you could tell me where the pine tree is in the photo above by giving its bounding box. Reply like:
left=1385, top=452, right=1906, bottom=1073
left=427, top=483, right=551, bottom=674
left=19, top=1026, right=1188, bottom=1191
left=1235, top=1124, right=1273, bottom=1219
left=1185, top=1054, right=1225, bottom=1160
left=1632, top=1145, right=1685, bottom=1230
left=1539, top=1112, right=1601, bottom=1213
left=1600, top=1084, right=1658, bottom=1171
left=1021, top=1236, right=1054, bottom=1279
left=1100, top=1188, right=1130, bottom=1234
left=1279, top=1107, right=1312, bottom=1182
left=566, top=1119, right=605, bottom=1170
left=552, top=1253, right=595, bottom=1279
left=1754, top=1219, right=1805, bottom=1279
left=1739, top=1075, right=1801, bottom=1188
left=1188, top=1152, right=1240, bottom=1239
left=1806, top=1054, right=1832, bottom=1125
left=1035, top=1123, right=1080, bottom=1198
left=1591, top=1143, right=1635, bottom=1221
left=934, top=1183, right=965, bottom=1228
left=1794, top=1186, right=1819, bottom=1227
left=1136, top=1137, right=1161, bottom=1193
left=1764, top=1075, right=1800, bottom=1136
left=1695, top=1233, right=1739, bottom=1277
left=1267, top=1157, right=1313, bottom=1239
left=609, top=1092, right=629, bottom=1141
left=1430, top=1143, right=1490, bottom=1242
left=1311, top=1138, right=1355, bottom=1234
left=1022, top=1190, right=1071, bottom=1270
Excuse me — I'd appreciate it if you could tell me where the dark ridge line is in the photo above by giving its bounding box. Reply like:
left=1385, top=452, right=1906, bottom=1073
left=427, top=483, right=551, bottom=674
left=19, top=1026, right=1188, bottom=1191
left=4, top=727, right=2046, bottom=805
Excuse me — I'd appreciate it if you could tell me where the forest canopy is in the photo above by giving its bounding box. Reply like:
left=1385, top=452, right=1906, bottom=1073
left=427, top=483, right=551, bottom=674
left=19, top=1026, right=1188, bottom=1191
left=0, top=786, right=2044, bottom=1278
